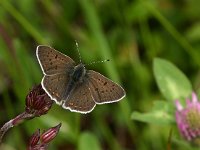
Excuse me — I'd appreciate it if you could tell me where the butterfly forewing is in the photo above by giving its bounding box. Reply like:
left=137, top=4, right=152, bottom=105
left=42, top=73, right=69, bottom=104
left=87, top=70, right=125, bottom=104
left=37, top=45, right=75, bottom=75
left=63, top=81, right=96, bottom=113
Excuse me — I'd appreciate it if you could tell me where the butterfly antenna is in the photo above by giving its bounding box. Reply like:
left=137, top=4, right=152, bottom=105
left=85, top=59, right=110, bottom=66
left=75, top=40, right=82, bottom=63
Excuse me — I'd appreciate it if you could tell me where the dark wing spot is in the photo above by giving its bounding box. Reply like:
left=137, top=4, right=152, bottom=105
left=55, top=55, right=58, bottom=59
left=103, top=82, right=107, bottom=85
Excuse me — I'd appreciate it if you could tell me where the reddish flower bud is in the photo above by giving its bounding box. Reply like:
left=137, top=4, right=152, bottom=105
left=41, top=123, right=61, bottom=144
left=27, top=124, right=61, bottom=150
left=29, top=129, right=40, bottom=147
left=25, top=84, right=53, bottom=116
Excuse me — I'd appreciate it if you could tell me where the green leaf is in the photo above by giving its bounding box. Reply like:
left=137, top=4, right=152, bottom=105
left=131, top=101, right=175, bottom=125
left=78, top=132, right=101, bottom=150
left=153, top=58, right=192, bottom=101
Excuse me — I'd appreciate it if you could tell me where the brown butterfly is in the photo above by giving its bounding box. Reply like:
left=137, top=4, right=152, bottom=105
left=36, top=45, right=125, bottom=113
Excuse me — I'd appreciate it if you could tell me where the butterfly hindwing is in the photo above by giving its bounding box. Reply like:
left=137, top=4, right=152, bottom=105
left=42, top=73, right=69, bottom=104
left=63, top=81, right=96, bottom=113
left=87, top=70, right=125, bottom=104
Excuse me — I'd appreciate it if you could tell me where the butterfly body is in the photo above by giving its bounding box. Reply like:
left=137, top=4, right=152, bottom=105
left=62, top=64, right=87, bottom=101
left=36, top=45, right=125, bottom=113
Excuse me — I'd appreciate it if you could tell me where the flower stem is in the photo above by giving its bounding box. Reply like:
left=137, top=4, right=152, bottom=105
left=0, top=112, right=34, bottom=144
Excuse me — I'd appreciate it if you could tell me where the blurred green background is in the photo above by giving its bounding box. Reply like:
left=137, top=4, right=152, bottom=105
left=0, top=0, right=200, bottom=150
